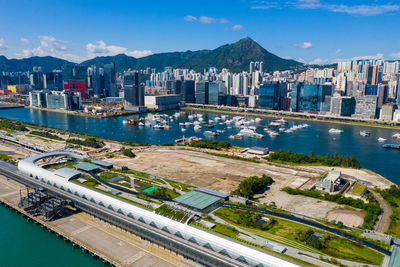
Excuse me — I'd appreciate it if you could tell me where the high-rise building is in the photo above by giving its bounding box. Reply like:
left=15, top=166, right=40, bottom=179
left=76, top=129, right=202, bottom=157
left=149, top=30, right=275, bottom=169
left=123, top=71, right=144, bottom=106
left=352, top=95, right=378, bottom=119
left=208, top=82, right=225, bottom=105
left=181, top=80, right=195, bottom=103
left=195, top=81, right=209, bottom=104
left=103, top=63, right=116, bottom=97
left=62, top=65, right=88, bottom=98
left=330, top=96, right=355, bottom=116
left=259, top=83, right=280, bottom=110
left=377, top=84, right=388, bottom=108
left=294, top=84, right=332, bottom=112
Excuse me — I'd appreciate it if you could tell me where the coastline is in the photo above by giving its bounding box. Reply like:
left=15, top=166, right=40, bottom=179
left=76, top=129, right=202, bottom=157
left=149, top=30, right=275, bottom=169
left=26, top=106, right=143, bottom=118
left=182, top=106, right=400, bottom=130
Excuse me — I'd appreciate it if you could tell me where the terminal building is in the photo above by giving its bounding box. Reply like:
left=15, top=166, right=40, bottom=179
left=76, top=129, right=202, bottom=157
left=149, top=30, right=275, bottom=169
left=18, top=151, right=298, bottom=267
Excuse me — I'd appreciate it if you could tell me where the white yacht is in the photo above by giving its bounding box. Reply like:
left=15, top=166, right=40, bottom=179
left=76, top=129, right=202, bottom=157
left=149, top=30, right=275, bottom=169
left=329, top=128, right=343, bottom=134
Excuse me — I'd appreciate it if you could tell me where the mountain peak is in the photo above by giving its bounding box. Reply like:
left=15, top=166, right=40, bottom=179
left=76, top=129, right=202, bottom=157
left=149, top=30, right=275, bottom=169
left=0, top=38, right=302, bottom=72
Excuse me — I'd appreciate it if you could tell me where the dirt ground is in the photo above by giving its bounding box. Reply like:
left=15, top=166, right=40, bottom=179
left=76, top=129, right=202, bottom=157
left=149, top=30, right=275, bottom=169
left=105, top=148, right=367, bottom=227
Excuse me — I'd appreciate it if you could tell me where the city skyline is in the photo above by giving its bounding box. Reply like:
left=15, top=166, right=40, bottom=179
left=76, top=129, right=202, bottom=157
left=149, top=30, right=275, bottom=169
left=1, top=0, right=400, bottom=64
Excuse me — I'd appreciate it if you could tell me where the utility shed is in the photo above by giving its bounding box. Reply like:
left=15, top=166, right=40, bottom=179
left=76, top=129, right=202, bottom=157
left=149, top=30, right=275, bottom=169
left=75, top=162, right=100, bottom=172
left=173, top=191, right=221, bottom=212
left=53, top=167, right=81, bottom=180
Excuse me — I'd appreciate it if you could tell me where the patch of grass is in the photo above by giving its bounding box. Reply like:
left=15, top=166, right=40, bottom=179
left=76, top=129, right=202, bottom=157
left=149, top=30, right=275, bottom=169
left=71, top=177, right=152, bottom=210
left=0, top=153, right=17, bottom=165
left=191, top=220, right=319, bottom=267
left=164, top=179, right=192, bottom=192
left=205, top=152, right=261, bottom=163
left=111, top=168, right=149, bottom=179
left=322, top=236, right=382, bottom=265
left=29, top=130, right=63, bottom=141
left=214, top=207, right=383, bottom=265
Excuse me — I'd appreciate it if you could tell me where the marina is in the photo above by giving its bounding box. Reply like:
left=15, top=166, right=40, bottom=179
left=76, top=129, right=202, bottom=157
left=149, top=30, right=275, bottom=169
left=0, top=107, right=399, bottom=185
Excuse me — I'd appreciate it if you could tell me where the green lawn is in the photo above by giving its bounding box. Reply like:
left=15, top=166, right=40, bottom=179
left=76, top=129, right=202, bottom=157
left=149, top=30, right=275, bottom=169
left=323, top=236, right=383, bottom=265
left=214, top=207, right=383, bottom=265
left=347, top=182, right=366, bottom=195
left=386, top=199, right=400, bottom=238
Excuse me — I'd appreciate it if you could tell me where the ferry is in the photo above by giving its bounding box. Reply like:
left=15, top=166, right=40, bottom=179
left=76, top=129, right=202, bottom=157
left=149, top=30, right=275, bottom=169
left=383, top=144, right=400, bottom=150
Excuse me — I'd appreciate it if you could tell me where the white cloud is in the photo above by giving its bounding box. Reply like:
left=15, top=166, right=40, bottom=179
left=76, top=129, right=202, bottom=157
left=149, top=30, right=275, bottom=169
left=298, top=58, right=306, bottom=63
left=226, top=25, right=245, bottom=31
left=20, top=37, right=33, bottom=46
left=328, top=4, right=400, bottom=16
left=86, top=41, right=152, bottom=58
left=392, top=52, right=400, bottom=59
left=19, top=35, right=77, bottom=61
left=199, top=16, right=216, bottom=24
left=253, top=0, right=400, bottom=16
left=0, top=38, right=8, bottom=51
left=184, top=15, right=197, bottom=22
left=309, top=58, right=329, bottom=65
left=294, top=42, right=313, bottom=49
left=184, top=15, right=229, bottom=24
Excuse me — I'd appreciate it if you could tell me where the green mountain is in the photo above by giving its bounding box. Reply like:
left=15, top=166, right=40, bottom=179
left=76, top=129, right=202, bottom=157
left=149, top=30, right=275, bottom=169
left=0, top=55, right=72, bottom=72
left=83, top=37, right=303, bottom=72
left=0, top=38, right=303, bottom=73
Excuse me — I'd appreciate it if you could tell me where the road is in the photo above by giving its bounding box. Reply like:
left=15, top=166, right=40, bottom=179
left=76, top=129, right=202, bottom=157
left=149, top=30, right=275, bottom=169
left=372, top=190, right=392, bottom=233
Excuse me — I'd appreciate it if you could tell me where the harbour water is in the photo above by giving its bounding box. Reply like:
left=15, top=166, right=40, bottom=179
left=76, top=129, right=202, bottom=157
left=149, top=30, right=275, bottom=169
left=0, top=107, right=399, bottom=266
left=0, top=204, right=101, bottom=267
left=0, top=107, right=399, bottom=185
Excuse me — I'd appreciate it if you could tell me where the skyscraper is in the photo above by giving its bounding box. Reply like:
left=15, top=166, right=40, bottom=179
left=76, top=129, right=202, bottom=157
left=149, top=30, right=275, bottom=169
left=123, top=71, right=144, bottom=106
left=195, top=81, right=209, bottom=104
left=103, top=63, right=116, bottom=97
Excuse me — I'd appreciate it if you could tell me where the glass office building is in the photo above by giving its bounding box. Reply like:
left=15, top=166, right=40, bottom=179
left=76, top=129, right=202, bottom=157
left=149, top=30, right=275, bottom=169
left=195, top=81, right=209, bottom=104
left=259, top=83, right=279, bottom=109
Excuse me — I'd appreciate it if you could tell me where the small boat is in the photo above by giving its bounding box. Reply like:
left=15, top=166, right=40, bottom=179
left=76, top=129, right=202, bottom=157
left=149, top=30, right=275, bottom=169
left=203, top=124, right=215, bottom=128
left=123, top=118, right=139, bottom=125
left=153, top=124, right=164, bottom=129
left=138, top=122, right=144, bottom=126
left=278, top=127, right=286, bottom=132
left=163, top=125, right=171, bottom=129
left=383, top=144, right=400, bottom=150
left=329, top=128, right=343, bottom=134
left=360, top=131, right=371, bottom=137
left=179, top=122, right=185, bottom=126
left=393, top=133, right=400, bottom=139
left=194, top=125, right=202, bottom=130
left=229, top=134, right=243, bottom=140
left=250, top=133, right=264, bottom=138
left=204, top=131, right=219, bottom=137
left=378, top=137, right=387, bottom=142
left=216, top=129, right=226, bottom=133
left=257, top=125, right=269, bottom=128
left=181, top=128, right=186, bottom=132
left=269, top=122, right=281, bottom=127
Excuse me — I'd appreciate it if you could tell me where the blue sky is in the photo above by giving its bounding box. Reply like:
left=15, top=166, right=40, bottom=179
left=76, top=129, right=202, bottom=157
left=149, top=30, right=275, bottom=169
left=0, top=0, right=400, bottom=64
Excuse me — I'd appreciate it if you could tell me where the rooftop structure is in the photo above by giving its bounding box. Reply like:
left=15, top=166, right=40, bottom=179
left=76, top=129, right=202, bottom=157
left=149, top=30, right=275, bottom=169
left=389, top=246, right=400, bottom=267
left=173, top=190, right=221, bottom=212
left=75, top=162, right=100, bottom=172
left=91, top=159, right=113, bottom=169
left=247, top=147, right=269, bottom=155
left=53, top=167, right=81, bottom=180
left=194, top=187, right=229, bottom=200
left=315, top=171, right=343, bottom=192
